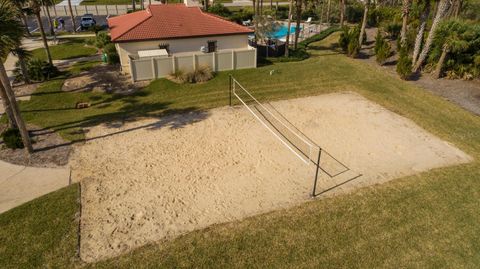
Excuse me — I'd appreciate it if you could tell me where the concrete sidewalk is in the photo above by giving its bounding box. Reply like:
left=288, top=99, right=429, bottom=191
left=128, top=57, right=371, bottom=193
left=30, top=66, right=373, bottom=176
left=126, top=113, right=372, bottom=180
left=0, top=160, right=71, bottom=214
left=57, top=0, right=84, bottom=6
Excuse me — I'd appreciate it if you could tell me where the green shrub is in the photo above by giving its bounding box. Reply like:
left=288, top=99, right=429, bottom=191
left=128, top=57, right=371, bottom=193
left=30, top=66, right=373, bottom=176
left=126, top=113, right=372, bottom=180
left=396, top=45, right=412, bottom=80
left=14, top=58, right=60, bottom=82
left=95, top=32, right=111, bottom=49
left=346, top=2, right=364, bottom=23
left=208, top=3, right=232, bottom=17
left=339, top=26, right=361, bottom=58
left=1, top=128, right=24, bottom=149
left=385, top=22, right=402, bottom=39
left=298, top=26, right=340, bottom=49
left=103, top=43, right=119, bottom=65
left=374, top=30, right=391, bottom=65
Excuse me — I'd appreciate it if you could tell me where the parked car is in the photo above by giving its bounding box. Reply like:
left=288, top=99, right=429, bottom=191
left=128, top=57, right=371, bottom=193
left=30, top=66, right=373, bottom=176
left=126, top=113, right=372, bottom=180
left=80, top=14, right=96, bottom=30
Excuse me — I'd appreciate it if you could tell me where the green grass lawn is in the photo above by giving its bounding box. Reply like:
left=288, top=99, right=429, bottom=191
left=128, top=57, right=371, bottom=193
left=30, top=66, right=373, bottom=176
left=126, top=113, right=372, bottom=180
left=1, top=33, right=480, bottom=268
left=31, top=38, right=97, bottom=61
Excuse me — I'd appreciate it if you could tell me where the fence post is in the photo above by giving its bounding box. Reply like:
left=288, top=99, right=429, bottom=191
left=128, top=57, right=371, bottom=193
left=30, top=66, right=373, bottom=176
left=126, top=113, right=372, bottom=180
left=106, top=5, right=109, bottom=16
left=212, top=52, right=216, bottom=72
left=63, top=6, right=67, bottom=16
left=115, top=5, right=118, bottom=15
left=172, top=56, right=176, bottom=73
left=85, top=5, right=88, bottom=14
left=95, top=5, right=99, bottom=15
left=229, top=74, right=232, bottom=106
left=130, top=59, right=136, bottom=82
left=254, top=48, right=258, bottom=68
left=74, top=6, right=78, bottom=16
left=151, top=58, right=157, bottom=79
left=231, top=50, right=235, bottom=70
left=192, top=54, right=197, bottom=71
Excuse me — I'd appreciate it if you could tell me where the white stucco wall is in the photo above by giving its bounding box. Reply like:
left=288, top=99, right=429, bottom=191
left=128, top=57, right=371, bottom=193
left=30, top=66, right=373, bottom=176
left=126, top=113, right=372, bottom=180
left=116, top=34, right=250, bottom=72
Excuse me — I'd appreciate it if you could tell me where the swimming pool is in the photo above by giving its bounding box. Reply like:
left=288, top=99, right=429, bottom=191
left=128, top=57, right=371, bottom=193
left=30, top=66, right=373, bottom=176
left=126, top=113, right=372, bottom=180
left=269, top=25, right=300, bottom=39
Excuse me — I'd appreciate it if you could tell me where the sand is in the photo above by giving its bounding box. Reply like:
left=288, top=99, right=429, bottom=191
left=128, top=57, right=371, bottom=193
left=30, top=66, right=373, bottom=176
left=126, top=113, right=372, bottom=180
left=69, top=92, right=472, bottom=262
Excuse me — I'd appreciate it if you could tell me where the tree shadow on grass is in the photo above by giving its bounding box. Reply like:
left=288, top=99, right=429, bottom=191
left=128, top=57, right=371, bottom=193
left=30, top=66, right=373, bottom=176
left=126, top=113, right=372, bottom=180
left=32, top=88, right=212, bottom=153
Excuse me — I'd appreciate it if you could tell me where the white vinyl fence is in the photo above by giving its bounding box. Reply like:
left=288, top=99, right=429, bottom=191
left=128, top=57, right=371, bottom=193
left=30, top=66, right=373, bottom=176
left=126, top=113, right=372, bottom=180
left=129, top=49, right=257, bottom=82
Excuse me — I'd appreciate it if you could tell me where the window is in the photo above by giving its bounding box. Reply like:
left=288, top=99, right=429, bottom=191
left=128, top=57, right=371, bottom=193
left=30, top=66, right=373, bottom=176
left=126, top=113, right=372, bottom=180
left=207, top=40, right=217, bottom=53
left=158, top=43, right=170, bottom=54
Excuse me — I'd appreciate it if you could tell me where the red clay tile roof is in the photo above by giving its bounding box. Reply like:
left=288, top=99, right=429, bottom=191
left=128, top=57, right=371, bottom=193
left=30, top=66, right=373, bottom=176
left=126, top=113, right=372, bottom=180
left=108, top=4, right=254, bottom=42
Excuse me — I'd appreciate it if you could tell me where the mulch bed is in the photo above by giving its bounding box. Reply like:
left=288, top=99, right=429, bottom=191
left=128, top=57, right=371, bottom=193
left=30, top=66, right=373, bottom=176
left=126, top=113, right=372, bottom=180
left=0, top=124, right=72, bottom=168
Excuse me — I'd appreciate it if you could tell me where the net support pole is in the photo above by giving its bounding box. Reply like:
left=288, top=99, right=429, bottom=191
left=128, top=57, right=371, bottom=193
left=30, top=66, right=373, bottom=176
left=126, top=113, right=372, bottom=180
left=229, top=74, right=232, bottom=106
left=311, top=149, right=322, bottom=197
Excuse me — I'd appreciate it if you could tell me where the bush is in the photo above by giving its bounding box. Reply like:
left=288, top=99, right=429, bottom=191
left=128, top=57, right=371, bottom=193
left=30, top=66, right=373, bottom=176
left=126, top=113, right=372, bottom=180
left=385, top=22, right=402, bottom=40
left=208, top=3, right=232, bottom=18
left=346, top=2, right=364, bottom=23
left=396, top=45, right=412, bottom=80
left=95, top=32, right=111, bottom=49
left=14, top=58, right=60, bottom=82
left=229, top=9, right=254, bottom=24
left=103, top=43, right=119, bottom=65
left=171, top=65, right=214, bottom=84
left=374, top=30, right=391, bottom=65
left=298, top=26, right=340, bottom=49
left=1, top=128, right=24, bottom=149
left=339, top=26, right=361, bottom=58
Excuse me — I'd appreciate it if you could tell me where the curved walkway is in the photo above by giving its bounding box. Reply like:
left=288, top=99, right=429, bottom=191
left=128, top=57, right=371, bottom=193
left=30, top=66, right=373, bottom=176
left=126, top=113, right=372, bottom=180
left=0, top=160, right=70, bottom=214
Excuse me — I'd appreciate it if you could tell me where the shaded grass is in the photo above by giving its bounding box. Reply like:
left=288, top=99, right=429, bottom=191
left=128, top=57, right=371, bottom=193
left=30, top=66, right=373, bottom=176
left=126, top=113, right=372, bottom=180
left=1, top=35, right=480, bottom=268
left=0, top=185, right=80, bottom=269
left=30, top=38, right=97, bottom=61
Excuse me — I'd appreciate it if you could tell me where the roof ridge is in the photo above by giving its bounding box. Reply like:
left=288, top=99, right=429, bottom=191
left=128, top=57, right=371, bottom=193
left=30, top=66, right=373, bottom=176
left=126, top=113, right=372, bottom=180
left=112, top=10, right=153, bottom=42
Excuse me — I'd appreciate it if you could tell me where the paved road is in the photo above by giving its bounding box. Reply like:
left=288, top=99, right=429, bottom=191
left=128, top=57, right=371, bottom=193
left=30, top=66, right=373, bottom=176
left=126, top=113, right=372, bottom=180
left=27, top=14, right=109, bottom=34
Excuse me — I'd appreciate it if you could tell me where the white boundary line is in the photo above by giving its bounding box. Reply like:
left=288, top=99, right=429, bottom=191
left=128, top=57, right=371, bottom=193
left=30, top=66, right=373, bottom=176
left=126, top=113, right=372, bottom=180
left=232, top=87, right=309, bottom=165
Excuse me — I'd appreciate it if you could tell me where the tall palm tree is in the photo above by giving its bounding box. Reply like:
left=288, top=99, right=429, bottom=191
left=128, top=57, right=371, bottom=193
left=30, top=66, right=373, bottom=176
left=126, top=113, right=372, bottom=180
left=412, top=0, right=431, bottom=67
left=400, top=0, right=411, bottom=45
left=412, top=0, right=451, bottom=72
left=326, top=0, right=331, bottom=23
left=12, top=0, right=31, bottom=36
left=293, top=0, right=302, bottom=49
left=29, top=0, right=53, bottom=66
left=0, top=0, right=34, bottom=153
left=339, top=0, right=346, bottom=27
left=359, top=0, right=370, bottom=46
left=433, top=20, right=469, bottom=78
left=68, top=0, right=76, bottom=33
left=285, top=0, right=294, bottom=56
left=12, top=46, right=31, bottom=84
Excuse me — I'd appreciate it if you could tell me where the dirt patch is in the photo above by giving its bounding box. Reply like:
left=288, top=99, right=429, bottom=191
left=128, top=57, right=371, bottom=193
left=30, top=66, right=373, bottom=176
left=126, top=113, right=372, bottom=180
left=70, top=92, right=471, bottom=262
left=11, top=83, right=40, bottom=96
left=0, top=124, right=72, bottom=168
left=62, top=64, right=148, bottom=95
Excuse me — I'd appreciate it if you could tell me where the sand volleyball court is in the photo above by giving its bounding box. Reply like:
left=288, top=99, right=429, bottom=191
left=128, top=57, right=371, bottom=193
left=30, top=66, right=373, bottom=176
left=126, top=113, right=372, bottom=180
left=70, top=92, right=471, bottom=262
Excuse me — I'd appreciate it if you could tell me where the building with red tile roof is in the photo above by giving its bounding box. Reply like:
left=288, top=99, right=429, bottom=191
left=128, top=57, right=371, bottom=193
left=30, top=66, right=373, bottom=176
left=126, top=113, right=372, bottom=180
left=107, top=2, right=256, bottom=81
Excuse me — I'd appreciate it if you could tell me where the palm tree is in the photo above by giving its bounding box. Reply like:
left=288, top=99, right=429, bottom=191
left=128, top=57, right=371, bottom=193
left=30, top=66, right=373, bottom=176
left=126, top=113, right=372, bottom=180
left=400, top=0, right=411, bottom=45
left=359, top=0, right=370, bottom=46
left=326, top=0, right=331, bottom=23
left=42, top=0, right=55, bottom=36
left=412, top=0, right=431, bottom=67
left=412, top=0, right=451, bottom=73
left=12, top=46, right=31, bottom=84
left=68, top=0, right=76, bottom=33
left=433, top=20, right=469, bottom=78
left=12, top=0, right=31, bottom=36
left=29, top=0, right=53, bottom=66
left=285, top=0, right=294, bottom=56
left=293, top=0, right=302, bottom=49
left=0, top=0, right=34, bottom=153
left=339, top=0, right=346, bottom=27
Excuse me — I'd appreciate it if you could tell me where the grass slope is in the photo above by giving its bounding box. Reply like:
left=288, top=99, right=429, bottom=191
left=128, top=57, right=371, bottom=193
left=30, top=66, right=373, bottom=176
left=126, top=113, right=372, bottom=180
left=0, top=185, right=79, bottom=269
left=31, top=38, right=97, bottom=61
left=1, top=34, right=480, bottom=268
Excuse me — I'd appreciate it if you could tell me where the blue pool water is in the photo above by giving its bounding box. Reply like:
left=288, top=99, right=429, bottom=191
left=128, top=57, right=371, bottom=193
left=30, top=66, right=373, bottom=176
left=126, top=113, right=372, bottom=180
left=269, top=25, right=300, bottom=39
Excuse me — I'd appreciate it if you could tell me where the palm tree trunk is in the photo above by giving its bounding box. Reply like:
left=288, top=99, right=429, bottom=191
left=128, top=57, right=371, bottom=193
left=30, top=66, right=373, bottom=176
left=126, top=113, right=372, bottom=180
left=285, top=0, right=293, bottom=56
left=132, top=0, right=136, bottom=11
left=68, top=0, right=77, bottom=33
left=0, top=84, right=17, bottom=129
left=412, top=0, right=430, bottom=67
left=294, top=0, right=302, bottom=49
left=359, top=0, right=369, bottom=46
left=0, top=63, right=33, bottom=153
left=326, top=0, right=331, bottom=23
left=400, top=0, right=411, bottom=45
left=15, top=46, right=30, bottom=84
left=412, top=0, right=451, bottom=73
left=433, top=43, right=449, bottom=78
left=339, top=0, right=346, bottom=27
left=44, top=5, right=55, bottom=36
left=35, top=11, right=53, bottom=66
left=21, top=13, right=31, bottom=37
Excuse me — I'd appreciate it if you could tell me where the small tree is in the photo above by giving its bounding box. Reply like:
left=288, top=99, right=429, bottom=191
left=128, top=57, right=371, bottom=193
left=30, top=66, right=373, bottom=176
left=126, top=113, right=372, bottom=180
left=397, top=44, right=412, bottom=79
left=374, top=30, right=391, bottom=65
